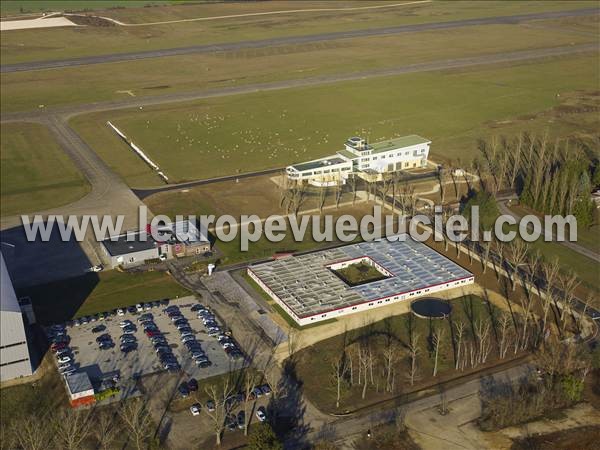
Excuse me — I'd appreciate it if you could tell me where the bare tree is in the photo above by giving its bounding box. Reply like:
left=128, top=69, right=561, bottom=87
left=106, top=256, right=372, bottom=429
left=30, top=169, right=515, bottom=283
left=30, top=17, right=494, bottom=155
left=407, top=332, right=420, bottom=386
left=454, top=320, right=465, bottom=370
left=348, top=175, right=358, bottom=205
left=332, top=353, right=350, bottom=408
left=318, top=181, right=328, bottom=213
left=334, top=180, right=344, bottom=209
left=205, top=379, right=234, bottom=446
left=287, top=326, right=301, bottom=360
left=53, top=408, right=92, bottom=450
left=508, top=239, right=529, bottom=291
left=8, top=415, right=51, bottom=450
left=119, top=399, right=153, bottom=450
left=498, top=313, right=511, bottom=359
left=242, top=371, right=258, bottom=436
left=357, top=341, right=372, bottom=399
left=381, top=341, right=400, bottom=393
left=432, top=328, right=444, bottom=377
left=94, top=409, right=121, bottom=450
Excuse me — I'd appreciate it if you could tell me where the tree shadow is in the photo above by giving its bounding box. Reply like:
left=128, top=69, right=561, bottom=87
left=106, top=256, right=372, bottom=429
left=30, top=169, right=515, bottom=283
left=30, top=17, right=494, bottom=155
left=270, top=360, right=310, bottom=447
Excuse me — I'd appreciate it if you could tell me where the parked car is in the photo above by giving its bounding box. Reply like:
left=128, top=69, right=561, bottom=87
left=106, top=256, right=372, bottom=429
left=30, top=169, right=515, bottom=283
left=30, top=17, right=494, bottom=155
left=190, top=304, right=205, bottom=312
left=99, top=341, right=114, bottom=350
left=190, top=403, right=201, bottom=416
left=89, top=265, right=103, bottom=272
left=91, top=325, right=106, bottom=333
left=119, top=320, right=133, bottom=327
left=260, top=384, right=272, bottom=396
left=136, top=303, right=144, bottom=312
left=196, top=360, right=212, bottom=368
left=127, top=306, right=137, bottom=314
left=117, top=308, right=125, bottom=316
left=206, top=400, right=216, bottom=412
left=96, top=334, right=111, bottom=343
left=51, top=342, right=67, bottom=352
left=187, top=378, right=198, bottom=391
left=181, top=335, right=195, bottom=343
left=255, top=407, right=267, bottom=422
left=123, top=328, right=136, bottom=335
left=121, top=344, right=137, bottom=353
left=252, top=387, right=263, bottom=398
left=237, top=411, right=245, bottom=429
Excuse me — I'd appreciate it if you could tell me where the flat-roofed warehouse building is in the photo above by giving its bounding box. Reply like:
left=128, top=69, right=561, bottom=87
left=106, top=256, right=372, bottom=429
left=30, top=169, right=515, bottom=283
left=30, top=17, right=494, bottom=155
left=1, top=253, right=33, bottom=381
left=101, top=219, right=210, bottom=268
left=286, top=135, right=431, bottom=186
left=248, top=237, right=474, bottom=326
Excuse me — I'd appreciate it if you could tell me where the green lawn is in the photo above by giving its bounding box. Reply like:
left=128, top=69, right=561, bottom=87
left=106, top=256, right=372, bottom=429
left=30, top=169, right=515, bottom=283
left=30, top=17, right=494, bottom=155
left=0, top=1, right=172, bottom=16
left=72, top=55, right=599, bottom=186
left=0, top=122, right=90, bottom=216
left=3, top=17, right=596, bottom=113
left=0, top=1, right=594, bottom=64
left=16, top=269, right=190, bottom=324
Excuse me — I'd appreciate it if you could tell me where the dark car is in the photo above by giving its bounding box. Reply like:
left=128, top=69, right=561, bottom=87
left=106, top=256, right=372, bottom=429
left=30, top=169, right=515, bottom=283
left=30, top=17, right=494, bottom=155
left=91, top=325, right=106, bottom=333
left=196, top=360, right=212, bottom=368
left=190, top=304, right=205, bottom=312
left=96, top=333, right=111, bottom=343
left=187, top=378, right=198, bottom=391
left=127, top=306, right=137, bottom=314
left=237, top=411, right=245, bottom=429
left=99, top=341, right=114, bottom=350
left=121, top=343, right=137, bottom=353
left=226, top=414, right=237, bottom=431
left=178, top=382, right=189, bottom=397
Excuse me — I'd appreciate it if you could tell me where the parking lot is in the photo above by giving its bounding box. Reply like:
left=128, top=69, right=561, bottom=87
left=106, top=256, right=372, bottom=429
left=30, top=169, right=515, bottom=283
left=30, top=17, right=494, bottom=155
left=46, top=296, right=247, bottom=399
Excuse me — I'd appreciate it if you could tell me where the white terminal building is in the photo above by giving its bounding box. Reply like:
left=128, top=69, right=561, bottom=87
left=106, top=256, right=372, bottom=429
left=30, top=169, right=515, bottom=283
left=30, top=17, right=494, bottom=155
left=248, top=236, right=474, bottom=327
left=286, top=135, right=431, bottom=186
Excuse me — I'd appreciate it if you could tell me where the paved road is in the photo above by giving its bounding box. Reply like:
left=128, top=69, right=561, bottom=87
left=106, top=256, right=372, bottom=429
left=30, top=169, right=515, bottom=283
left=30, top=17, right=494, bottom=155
left=0, top=115, right=146, bottom=231
left=2, top=8, right=597, bottom=73
left=497, top=199, right=600, bottom=263
left=285, top=360, right=534, bottom=448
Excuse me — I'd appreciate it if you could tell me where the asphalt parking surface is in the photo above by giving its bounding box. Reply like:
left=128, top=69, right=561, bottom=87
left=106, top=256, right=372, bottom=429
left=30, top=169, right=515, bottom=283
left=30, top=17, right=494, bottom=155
left=61, top=297, right=245, bottom=395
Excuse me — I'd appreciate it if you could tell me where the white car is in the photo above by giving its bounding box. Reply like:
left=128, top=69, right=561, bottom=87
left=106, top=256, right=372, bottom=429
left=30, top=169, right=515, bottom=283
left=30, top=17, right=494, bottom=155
left=159, top=254, right=167, bottom=261
left=89, top=265, right=103, bottom=273
left=136, top=304, right=143, bottom=312
left=117, top=308, right=125, bottom=316
left=190, top=404, right=201, bottom=416
left=255, top=407, right=266, bottom=422
left=57, top=356, right=71, bottom=364
left=58, top=363, right=72, bottom=372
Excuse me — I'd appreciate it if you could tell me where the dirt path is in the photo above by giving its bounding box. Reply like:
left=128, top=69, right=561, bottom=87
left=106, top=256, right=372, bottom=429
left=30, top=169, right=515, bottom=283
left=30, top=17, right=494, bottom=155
left=74, top=1, right=431, bottom=27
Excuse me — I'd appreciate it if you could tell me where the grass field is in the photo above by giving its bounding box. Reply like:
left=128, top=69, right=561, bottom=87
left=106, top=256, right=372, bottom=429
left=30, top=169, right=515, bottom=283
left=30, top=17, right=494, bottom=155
left=0, top=1, right=594, bottom=64
left=16, top=269, right=190, bottom=324
left=3, top=16, right=597, bottom=113
left=0, top=1, right=172, bottom=16
left=294, top=294, right=514, bottom=412
left=0, top=122, right=90, bottom=216
left=71, top=55, right=599, bottom=187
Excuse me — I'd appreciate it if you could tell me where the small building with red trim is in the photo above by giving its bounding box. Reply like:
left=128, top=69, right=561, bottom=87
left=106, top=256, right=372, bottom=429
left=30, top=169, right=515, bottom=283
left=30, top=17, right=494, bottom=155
left=65, top=372, right=96, bottom=408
